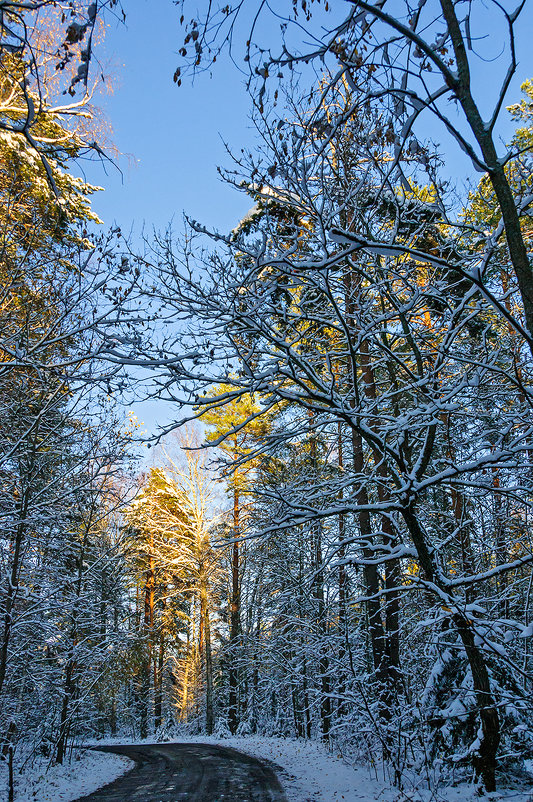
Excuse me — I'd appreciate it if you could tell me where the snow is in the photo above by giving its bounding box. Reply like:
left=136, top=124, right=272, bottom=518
left=174, top=734, right=388, bottom=802
left=0, top=748, right=133, bottom=802
left=86, top=732, right=387, bottom=802
left=86, top=732, right=533, bottom=802
left=18, top=732, right=532, bottom=802
left=197, top=735, right=533, bottom=802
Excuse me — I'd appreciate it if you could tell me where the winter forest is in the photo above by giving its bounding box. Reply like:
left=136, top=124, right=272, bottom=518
left=1, top=1, right=533, bottom=800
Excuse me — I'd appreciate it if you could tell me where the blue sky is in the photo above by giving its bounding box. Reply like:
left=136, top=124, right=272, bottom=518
left=85, top=0, right=533, bottom=440
left=85, top=0, right=253, bottom=236
left=86, top=0, right=533, bottom=238
left=83, top=0, right=263, bottom=439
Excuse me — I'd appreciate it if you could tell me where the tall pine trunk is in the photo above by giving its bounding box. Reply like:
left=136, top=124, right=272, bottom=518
left=199, top=566, right=214, bottom=734
left=228, top=481, right=240, bottom=734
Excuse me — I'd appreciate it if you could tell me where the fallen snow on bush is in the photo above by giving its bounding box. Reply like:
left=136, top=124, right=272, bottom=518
left=0, top=748, right=133, bottom=802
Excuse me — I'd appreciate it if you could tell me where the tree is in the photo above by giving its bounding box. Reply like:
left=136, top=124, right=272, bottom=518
left=200, top=388, right=267, bottom=733
left=0, top=0, right=123, bottom=193
left=125, top=439, right=221, bottom=735
left=129, top=65, right=533, bottom=788
left=157, top=3, right=533, bottom=789
left=0, top=1, right=138, bottom=770
left=177, top=1, right=533, bottom=354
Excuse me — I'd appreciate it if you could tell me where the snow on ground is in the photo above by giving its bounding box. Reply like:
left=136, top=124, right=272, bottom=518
left=164, top=734, right=533, bottom=802
left=52, top=731, right=533, bottom=802
left=0, top=748, right=133, bottom=802
left=87, top=731, right=389, bottom=802
left=202, top=735, right=387, bottom=801
left=180, top=734, right=392, bottom=802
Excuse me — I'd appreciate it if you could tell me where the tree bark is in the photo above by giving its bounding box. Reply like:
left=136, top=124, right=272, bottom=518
left=401, top=504, right=500, bottom=791
left=228, top=480, right=241, bottom=734
left=439, top=0, right=533, bottom=351
left=154, top=634, right=165, bottom=729
left=0, top=486, right=30, bottom=697
left=56, top=658, right=75, bottom=764
left=199, top=568, right=214, bottom=734
left=337, top=422, right=349, bottom=719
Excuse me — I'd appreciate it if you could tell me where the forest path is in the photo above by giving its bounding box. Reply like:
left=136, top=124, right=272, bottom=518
left=72, top=742, right=288, bottom=801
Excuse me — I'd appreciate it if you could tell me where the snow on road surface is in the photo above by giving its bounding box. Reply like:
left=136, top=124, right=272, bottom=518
left=83, top=733, right=386, bottom=802
left=197, top=735, right=388, bottom=802
left=165, top=735, right=533, bottom=802
left=0, top=748, right=133, bottom=802
left=5, top=734, right=532, bottom=802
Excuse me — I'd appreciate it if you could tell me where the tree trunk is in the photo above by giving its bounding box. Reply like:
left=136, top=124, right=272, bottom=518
left=180, top=628, right=191, bottom=722
left=439, top=0, right=533, bottom=351
left=0, top=486, right=31, bottom=696
left=402, top=504, right=500, bottom=790
left=204, top=599, right=214, bottom=734
left=359, top=339, right=402, bottom=693
left=110, top=691, right=117, bottom=735
left=56, top=658, right=75, bottom=764
left=8, top=746, right=13, bottom=802
left=337, top=422, right=349, bottom=720
left=352, top=428, right=389, bottom=698
left=56, top=509, right=95, bottom=764
left=199, top=570, right=214, bottom=734
left=154, top=635, right=165, bottom=729
left=301, top=655, right=312, bottom=739
left=228, top=481, right=240, bottom=734
left=139, top=561, right=154, bottom=739
left=344, top=264, right=396, bottom=721
left=308, top=422, right=332, bottom=740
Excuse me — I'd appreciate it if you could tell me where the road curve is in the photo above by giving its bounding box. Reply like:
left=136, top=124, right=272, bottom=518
left=72, top=742, right=288, bottom=802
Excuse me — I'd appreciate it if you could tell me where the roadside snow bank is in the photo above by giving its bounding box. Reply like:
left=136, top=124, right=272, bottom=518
left=167, top=735, right=533, bottom=802
left=81, top=733, right=533, bottom=802
left=168, top=734, right=389, bottom=802
left=0, top=748, right=133, bottom=802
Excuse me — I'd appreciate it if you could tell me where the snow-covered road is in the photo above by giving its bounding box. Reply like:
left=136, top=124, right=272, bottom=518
left=71, top=742, right=286, bottom=802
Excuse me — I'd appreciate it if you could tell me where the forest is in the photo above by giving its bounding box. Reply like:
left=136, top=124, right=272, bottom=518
left=1, top=1, right=533, bottom=800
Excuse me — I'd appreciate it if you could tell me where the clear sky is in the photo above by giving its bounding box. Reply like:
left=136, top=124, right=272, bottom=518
left=83, top=2, right=264, bottom=443
left=84, top=0, right=533, bottom=441
left=86, top=0, right=533, bottom=237
left=85, top=0, right=254, bottom=236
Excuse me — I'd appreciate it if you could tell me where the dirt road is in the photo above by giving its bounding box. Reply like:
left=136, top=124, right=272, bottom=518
left=72, top=742, right=288, bottom=802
